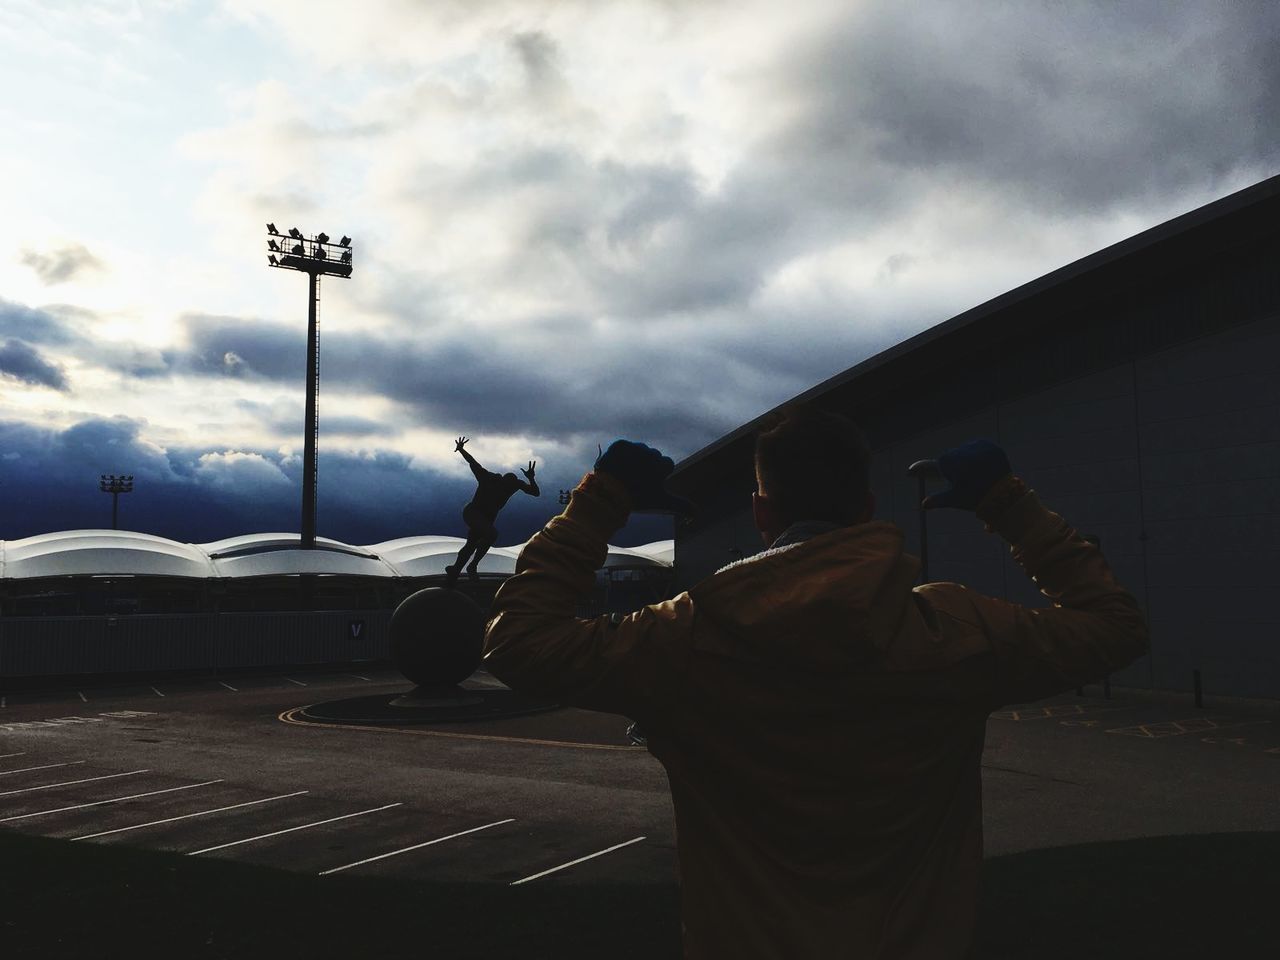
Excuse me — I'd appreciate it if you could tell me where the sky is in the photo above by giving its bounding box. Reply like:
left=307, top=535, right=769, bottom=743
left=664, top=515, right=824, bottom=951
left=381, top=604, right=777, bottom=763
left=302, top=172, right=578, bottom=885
left=1, top=0, right=1277, bottom=547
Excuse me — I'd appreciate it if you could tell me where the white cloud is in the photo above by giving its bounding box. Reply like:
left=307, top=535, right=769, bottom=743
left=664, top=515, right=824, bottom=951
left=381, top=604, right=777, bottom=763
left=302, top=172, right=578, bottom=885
left=195, top=449, right=292, bottom=489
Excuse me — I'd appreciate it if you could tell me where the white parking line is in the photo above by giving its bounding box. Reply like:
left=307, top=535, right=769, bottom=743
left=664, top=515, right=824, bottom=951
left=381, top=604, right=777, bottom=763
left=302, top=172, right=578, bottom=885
left=218, top=681, right=239, bottom=692
left=349, top=674, right=372, bottom=682
left=0, top=761, right=86, bottom=778
left=150, top=686, right=166, bottom=698
left=510, top=836, right=647, bottom=886
left=318, top=818, right=516, bottom=876
left=78, top=691, right=88, bottom=703
left=0, top=752, right=27, bottom=759
left=72, top=790, right=309, bottom=841
left=0, top=779, right=223, bottom=823
left=283, top=677, right=307, bottom=687
left=188, top=802, right=402, bottom=856
left=0, top=769, right=150, bottom=798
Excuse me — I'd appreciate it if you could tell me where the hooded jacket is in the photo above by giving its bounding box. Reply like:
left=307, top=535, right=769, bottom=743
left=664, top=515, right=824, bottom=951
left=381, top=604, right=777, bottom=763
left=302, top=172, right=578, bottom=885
left=483, top=470, right=1150, bottom=959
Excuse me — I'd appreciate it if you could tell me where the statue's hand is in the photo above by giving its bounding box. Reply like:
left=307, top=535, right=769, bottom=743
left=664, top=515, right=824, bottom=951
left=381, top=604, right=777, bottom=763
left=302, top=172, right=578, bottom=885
left=522, top=460, right=536, bottom=480
left=455, top=436, right=468, bottom=453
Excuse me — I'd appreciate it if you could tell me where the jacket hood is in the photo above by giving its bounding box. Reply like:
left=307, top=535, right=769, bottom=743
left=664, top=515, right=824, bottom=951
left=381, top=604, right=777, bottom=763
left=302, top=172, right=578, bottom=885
left=688, top=521, right=921, bottom=670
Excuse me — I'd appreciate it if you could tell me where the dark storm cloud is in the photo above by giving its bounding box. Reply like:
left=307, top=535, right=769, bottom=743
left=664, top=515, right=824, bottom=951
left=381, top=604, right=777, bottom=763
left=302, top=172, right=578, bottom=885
left=0, top=339, right=69, bottom=390
left=19, top=243, right=104, bottom=285
left=0, top=416, right=668, bottom=547
left=0, top=416, right=439, bottom=542
left=771, top=1, right=1280, bottom=214
left=162, top=314, right=738, bottom=457
left=233, top=397, right=392, bottom=439
left=180, top=313, right=306, bottom=379
left=0, top=299, right=79, bottom=345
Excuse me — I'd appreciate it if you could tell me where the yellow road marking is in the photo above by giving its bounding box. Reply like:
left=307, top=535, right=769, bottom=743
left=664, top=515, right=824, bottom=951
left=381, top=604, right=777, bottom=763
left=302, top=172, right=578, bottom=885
left=992, top=702, right=1121, bottom=721
left=1106, top=717, right=1271, bottom=739
left=278, top=707, right=639, bottom=752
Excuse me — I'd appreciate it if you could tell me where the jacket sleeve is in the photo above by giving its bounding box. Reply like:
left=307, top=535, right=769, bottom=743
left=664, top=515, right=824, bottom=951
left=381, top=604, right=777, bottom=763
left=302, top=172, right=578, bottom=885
left=482, top=471, right=693, bottom=721
left=915, top=476, right=1151, bottom=709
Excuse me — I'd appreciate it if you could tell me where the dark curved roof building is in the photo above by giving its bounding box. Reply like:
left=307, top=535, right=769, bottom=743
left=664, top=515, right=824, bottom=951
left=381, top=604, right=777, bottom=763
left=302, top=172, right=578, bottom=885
left=670, top=173, right=1280, bottom=701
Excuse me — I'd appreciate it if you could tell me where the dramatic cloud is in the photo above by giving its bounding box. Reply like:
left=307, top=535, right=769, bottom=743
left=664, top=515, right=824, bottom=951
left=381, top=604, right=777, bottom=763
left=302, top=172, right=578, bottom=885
left=771, top=2, right=1280, bottom=216
left=19, top=243, right=104, bottom=285
left=0, top=0, right=1276, bottom=545
left=0, top=339, right=68, bottom=390
left=0, top=299, right=79, bottom=346
left=0, top=415, right=671, bottom=546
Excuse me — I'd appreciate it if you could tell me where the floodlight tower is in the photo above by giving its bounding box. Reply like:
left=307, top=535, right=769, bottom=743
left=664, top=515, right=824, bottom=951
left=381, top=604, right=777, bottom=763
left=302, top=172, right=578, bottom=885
left=99, top=474, right=134, bottom=530
left=266, top=223, right=354, bottom=549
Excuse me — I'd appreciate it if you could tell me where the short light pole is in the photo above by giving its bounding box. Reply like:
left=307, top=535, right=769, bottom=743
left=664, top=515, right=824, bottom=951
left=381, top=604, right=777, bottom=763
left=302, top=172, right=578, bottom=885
left=99, top=474, right=134, bottom=530
left=266, top=223, right=353, bottom=548
left=906, top=459, right=942, bottom=584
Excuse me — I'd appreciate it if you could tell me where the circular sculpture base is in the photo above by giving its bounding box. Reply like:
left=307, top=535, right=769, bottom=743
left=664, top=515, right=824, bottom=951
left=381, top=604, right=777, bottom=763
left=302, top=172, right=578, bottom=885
left=390, top=587, right=485, bottom=688
left=295, top=690, right=560, bottom=726
left=389, top=685, right=486, bottom=709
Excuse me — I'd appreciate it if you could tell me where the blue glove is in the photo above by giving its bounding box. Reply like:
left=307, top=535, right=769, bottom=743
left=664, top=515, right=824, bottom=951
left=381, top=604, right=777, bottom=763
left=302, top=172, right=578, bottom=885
left=594, top=440, right=696, bottom=515
left=921, top=439, right=1013, bottom=511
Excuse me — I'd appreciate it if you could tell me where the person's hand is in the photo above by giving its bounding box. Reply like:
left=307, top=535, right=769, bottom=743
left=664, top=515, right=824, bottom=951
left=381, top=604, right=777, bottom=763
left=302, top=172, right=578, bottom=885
left=521, top=460, right=536, bottom=480
left=921, top=439, right=1013, bottom=511
left=455, top=436, right=468, bottom=453
left=594, top=440, right=696, bottom=515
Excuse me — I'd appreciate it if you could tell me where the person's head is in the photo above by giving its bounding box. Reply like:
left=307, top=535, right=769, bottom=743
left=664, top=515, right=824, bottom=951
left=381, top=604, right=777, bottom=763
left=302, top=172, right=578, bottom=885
left=752, top=406, right=874, bottom=545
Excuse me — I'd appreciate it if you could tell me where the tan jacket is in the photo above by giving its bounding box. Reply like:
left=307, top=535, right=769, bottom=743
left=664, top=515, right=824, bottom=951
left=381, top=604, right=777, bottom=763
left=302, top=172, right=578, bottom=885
left=483, top=471, right=1150, bottom=959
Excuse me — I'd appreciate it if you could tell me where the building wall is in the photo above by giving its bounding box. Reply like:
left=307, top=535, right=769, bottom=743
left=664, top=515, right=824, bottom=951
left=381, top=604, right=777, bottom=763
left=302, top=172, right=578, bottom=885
left=676, top=310, right=1280, bottom=701
left=0, top=609, right=392, bottom=680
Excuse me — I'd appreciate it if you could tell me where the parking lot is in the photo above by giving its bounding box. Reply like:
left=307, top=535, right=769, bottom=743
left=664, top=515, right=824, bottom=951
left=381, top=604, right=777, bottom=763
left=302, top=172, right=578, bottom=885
left=0, top=669, right=675, bottom=890
left=2, top=668, right=1278, bottom=957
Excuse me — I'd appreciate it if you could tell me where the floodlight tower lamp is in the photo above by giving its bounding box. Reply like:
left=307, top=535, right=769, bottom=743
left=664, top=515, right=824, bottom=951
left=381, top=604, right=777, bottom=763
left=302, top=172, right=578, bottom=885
left=98, top=473, right=135, bottom=530
left=262, top=225, right=354, bottom=549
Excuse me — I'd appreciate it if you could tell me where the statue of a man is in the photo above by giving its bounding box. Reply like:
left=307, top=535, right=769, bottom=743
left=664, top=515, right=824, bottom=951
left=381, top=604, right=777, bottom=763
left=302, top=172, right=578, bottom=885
left=446, top=436, right=540, bottom=585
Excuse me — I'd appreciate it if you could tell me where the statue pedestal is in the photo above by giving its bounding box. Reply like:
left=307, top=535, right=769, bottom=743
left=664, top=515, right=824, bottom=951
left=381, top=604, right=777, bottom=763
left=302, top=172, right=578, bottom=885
left=389, top=685, right=486, bottom=710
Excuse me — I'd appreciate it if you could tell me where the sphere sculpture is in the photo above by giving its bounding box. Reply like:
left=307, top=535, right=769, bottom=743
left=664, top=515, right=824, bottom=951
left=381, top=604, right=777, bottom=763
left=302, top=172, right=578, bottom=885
left=390, top=588, right=486, bottom=688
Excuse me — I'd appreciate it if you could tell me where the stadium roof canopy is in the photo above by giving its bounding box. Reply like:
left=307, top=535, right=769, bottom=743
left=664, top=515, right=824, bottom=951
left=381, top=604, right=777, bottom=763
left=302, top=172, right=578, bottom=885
left=2, top=530, right=216, bottom=580
left=0, top=531, right=674, bottom=580
left=366, top=536, right=521, bottom=579
left=202, top=534, right=398, bottom=579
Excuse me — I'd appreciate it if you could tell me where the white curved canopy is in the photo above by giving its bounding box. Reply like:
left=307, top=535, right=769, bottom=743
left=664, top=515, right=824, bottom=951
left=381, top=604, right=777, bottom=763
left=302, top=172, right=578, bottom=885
left=200, top=533, right=395, bottom=579
left=3, top=530, right=216, bottom=580
left=369, top=536, right=520, bottom=578
left=0, top=530, right=674, bottom=580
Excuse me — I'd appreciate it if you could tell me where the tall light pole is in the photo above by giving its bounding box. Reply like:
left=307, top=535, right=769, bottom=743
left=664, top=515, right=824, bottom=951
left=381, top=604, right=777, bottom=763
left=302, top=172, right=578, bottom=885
left=266, top=224, right=354, bottom=549
left=99, top=474, right=134, bottom=530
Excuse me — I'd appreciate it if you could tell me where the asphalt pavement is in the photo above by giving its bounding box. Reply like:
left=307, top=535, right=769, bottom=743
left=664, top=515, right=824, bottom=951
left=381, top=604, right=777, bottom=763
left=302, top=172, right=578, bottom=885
left=1, top=666, right=1278, bottom=952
